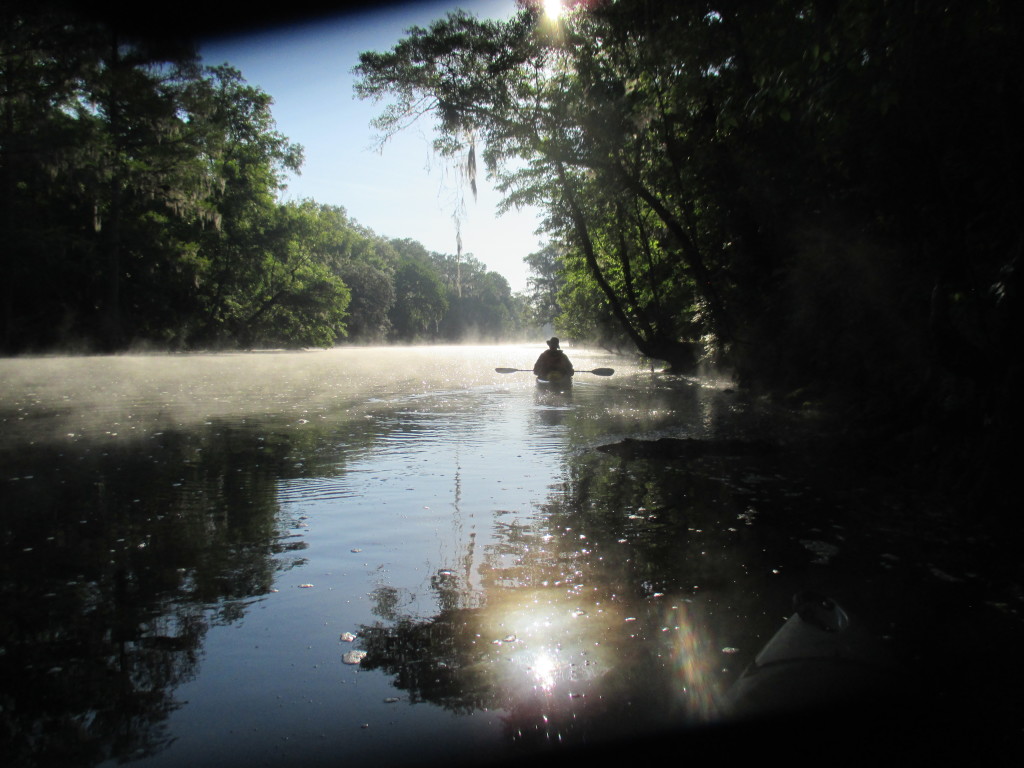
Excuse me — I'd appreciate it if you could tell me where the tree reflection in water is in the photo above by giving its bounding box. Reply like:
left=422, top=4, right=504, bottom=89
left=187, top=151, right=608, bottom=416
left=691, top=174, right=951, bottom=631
left=355, top=440, right=786, bottom=754
left=0, top=421, right=321, bottom=766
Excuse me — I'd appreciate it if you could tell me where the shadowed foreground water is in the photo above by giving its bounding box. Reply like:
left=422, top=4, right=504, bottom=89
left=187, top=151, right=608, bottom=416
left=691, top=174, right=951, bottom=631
left=2, top=346, right=1021, bottom=766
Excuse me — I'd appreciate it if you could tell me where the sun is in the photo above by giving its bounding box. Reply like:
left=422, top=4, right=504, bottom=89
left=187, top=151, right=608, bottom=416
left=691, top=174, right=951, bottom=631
left=542, top=0, right=564, bottom=21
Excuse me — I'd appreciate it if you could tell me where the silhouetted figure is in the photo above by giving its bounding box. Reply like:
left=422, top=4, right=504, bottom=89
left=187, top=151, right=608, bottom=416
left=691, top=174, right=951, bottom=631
left=533, top=337, right=574, bottom=381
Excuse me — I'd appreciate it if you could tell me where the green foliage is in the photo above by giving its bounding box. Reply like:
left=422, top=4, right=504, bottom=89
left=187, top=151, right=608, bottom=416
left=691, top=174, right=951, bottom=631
left=523, top=242, right=563, bottom=327
left=388, top=254, right=449, bottom=340
left=434, top=251, right=521, bottom=340
left=336, top=259, right=395, bottom=342
left=356, top=0, right=1023, bottom=387
left=353, top=2, right=720, bottom=370
left=0, top=7, right=527, bottom=352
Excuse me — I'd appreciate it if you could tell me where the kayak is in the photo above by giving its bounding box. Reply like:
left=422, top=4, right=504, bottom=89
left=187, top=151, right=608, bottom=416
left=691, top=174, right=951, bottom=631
left=725, top=592, right=896, bottom=721
left=536, top=372, right=573, bottom=389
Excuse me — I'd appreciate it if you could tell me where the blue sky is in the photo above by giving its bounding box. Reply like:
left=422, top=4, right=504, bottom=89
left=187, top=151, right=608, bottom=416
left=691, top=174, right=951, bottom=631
left=199, top=1, right=543, bottom=293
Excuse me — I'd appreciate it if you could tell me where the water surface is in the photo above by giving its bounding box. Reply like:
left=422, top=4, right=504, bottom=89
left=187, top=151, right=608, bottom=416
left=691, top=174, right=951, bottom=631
left=2, top=345, right=1020, bottom=765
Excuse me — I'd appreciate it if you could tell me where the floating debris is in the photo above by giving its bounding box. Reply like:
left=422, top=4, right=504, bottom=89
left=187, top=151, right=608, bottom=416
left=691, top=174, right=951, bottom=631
left=343, top=650, right=367, bottom=665
left=737, top=507, right=758, bottom=525
left=339, top=632, right=357, bottom=642
left=383, top=697, right=400, bottom=704
left=350, top=548, right=363, bottom=553
left=298, top=584, right=315, bottom=589
left=722, top=647, right=740, bottom=654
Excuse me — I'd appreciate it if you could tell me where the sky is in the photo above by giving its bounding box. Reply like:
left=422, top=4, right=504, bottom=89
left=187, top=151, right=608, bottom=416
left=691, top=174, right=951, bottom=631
left=199, top=1, right=544, bottom=294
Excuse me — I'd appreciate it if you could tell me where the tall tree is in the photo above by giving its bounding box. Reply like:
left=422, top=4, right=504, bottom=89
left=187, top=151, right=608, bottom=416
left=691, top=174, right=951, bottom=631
left=0, top=6, right=362, bottom=351
left=354, top=2, right=720, bottom=370
left=523, top=242, right=563, bottom=329
left=388, top=247, right=448, bottom=340
left=1, top=8, right=206, bottom=348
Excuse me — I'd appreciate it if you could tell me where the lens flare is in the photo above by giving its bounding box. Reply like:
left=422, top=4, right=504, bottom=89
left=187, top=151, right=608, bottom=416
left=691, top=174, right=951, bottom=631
left=668, top=602, right=724, bottom=721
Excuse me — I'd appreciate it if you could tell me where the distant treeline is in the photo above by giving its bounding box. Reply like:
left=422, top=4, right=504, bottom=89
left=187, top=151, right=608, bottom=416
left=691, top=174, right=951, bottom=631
left=0, top=7, right=526, bottom=352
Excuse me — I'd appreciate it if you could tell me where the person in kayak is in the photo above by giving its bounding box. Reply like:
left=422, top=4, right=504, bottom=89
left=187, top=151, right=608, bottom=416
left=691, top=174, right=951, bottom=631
left=533, top=337, right=574, bottom=380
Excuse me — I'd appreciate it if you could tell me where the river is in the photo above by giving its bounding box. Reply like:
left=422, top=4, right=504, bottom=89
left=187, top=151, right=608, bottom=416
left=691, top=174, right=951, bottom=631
left=1, top=345, right=1021, bottom=765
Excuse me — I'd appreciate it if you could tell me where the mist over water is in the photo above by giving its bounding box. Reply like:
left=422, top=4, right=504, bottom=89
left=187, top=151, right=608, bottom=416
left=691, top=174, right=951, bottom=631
left=6, top=345, right=1010, bottom=765
left=1, top=347, right=538, bottom=441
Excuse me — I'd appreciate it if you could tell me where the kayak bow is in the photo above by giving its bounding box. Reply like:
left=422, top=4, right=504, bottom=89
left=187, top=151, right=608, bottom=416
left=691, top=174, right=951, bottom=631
left=725, top=592, right=896, bottom=721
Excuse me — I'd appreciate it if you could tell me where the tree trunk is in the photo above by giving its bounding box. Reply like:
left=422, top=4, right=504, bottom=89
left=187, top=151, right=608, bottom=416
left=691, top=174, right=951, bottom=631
left=556, top=161, right=700, bottom=373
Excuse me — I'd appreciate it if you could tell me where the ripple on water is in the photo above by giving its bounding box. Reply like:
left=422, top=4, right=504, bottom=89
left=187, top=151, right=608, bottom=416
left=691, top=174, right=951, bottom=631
left=275, top=477, right=355, bottom=504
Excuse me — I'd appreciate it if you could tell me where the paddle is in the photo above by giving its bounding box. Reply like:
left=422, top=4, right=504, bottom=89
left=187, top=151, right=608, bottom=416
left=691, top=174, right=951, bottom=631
left=495, top=367, right=615, bottom=376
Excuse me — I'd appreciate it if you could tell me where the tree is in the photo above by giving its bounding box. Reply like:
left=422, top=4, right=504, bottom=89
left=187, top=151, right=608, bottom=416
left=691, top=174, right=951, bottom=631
left=0, top=8, right=362, bottom=351
left=388, top=253, right=448, bottom=340
left=180, top=64, right=312, bottom=348
left=336, top=259, right=394, bottom=342
left=1, top=8, right=211, bottom=349
left=431, top=250, right=519, bottom=340
left=523, top=242, right=563, bottom=328
left=224, top=201, right=350, bottom=348
left=354, top=0, right=1023, bottom=390
left=353, top=2, right=716, bottom=370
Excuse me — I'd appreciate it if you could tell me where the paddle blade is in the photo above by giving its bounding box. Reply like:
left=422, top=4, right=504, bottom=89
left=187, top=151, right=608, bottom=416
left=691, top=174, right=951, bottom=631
left=589, top=367, right=615, bottom=376
left=495, top=367, right=525, bottom=374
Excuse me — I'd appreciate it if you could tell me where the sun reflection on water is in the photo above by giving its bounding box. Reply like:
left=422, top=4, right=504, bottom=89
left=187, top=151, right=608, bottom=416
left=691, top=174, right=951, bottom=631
left=472, top=574, right=727, bottom=746
left=530, top=651, right=558, bottom=693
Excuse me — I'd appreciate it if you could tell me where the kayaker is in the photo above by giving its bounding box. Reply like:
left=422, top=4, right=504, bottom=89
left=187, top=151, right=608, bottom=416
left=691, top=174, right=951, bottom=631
left=533, top=337, right=574, bottom=380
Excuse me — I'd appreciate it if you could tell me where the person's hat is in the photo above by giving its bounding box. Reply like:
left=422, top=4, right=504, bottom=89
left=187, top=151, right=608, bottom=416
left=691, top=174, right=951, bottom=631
left=546, top=337, right=560, bottom=349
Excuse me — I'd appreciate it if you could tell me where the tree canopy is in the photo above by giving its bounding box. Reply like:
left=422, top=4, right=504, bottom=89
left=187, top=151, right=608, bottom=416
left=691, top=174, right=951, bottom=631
left=1, top=5, right=527, bottom=351
left=355, top=0, right=1022, bottom=385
